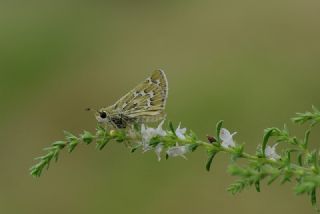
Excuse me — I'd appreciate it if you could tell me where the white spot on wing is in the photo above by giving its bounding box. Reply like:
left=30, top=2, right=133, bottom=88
left=140, top=91, right=146, bottom=96
left=148, top=91, right=154, bottom=97
left=146, top=78, right=152, bottom=84
left=133, top=91, right=139, bottom=97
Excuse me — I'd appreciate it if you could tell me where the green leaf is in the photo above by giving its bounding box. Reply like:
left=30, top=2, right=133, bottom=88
left=281, top=169, right=293, bottom=184
left=295, top=182, right=315, bottom=195
left=281, top=176, right=291, bottom=184
left=206, top=151, right=218, bottom=171
left=189, top=130, right=199, bottom=141
left=68, top=140, right=78, bottom=153
left=262, top=128, right=275, bottom=157
left=112, top=130, right=126, bottom=143
left=292, top=137, right=299, bottom=145
left=227, top=180, right=248, bottom=195
left=297, top=153, right=303, bottom=166
left=189, top=143, right=199, bottom=152
left=292, top=106, right=320, bottom=126
left=81, top=131, right=94, bottom=144
left=285, top=150, right=292, bottom=163
left=231, top=145, right=244, bottom=162
left=312, top=150, right=319, bottom=173
left=64, top=131, right=78, bottom=141
left=96, top=126, right=107, bottom=137
left=215, top=120, right=223, bottom=142
left=130, top=146, right=139, bottom=153
left=53, top=150, right=60, bottom=162
left=169, top=121, right=176, bottom=136
left=303, top=129, right=311, bottom=149
left=311, top=188, right=317, bottom=207
left=267, top=173, right=280, bottom=185
left=255, top=181, right=261, bottom=192
left=148, top=136, right=161, bottom=146
left=95, top=127, right=111, bottom=150
left=52, top=141, right=66, bottom=148
left=96, top=136, right=111, bottom=150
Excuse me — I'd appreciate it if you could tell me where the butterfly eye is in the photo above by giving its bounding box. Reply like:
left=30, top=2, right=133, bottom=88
left=100, top=111, right=107, bottom=119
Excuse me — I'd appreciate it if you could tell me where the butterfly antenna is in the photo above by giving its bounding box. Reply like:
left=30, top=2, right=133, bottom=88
left=85, top=107, right=98, bottom=113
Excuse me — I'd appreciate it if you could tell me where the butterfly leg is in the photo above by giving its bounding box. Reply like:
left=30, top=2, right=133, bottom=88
left=110, top=115, right=128, bottom=129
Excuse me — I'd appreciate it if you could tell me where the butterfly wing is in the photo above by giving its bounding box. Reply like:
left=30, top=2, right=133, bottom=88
left=108, top=69, right=168, bottom=122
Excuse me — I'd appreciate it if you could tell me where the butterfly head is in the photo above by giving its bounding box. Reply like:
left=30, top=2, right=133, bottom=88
left=86, top=108, right=111, bottom=123
left=96, top=109, right=111, bottom=123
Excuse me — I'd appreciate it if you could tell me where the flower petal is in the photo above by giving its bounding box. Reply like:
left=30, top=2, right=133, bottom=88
left=220, top=128, right=237, bottom=148
left=175, top=123, right=187, bottom=140
left=155, top=144, right=163, bottom=161
left=265, top=144, right=281, bottom=160
left=166, top=145, right=189, bottom=159
left=156, top=120, right=167, bottom=136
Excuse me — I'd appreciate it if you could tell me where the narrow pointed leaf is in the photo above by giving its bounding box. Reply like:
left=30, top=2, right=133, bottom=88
left=206, top=151, right=218, bottom=171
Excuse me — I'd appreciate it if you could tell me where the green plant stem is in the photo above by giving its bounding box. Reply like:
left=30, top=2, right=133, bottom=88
left=197, top=140, right=313, bottom=175
left=30, top=106, right=320, bottom=211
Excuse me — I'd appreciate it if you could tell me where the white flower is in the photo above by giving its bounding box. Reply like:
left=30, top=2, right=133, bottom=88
left=141, top=121, right=166, bottom=140
left=155, top=120, right=167, bottom=137
left=140, top=121, right=167, bottom=153
left=140, top=124, right=153, bottom=152
left=175, top=123, right=187, bottom=140
left=166, top=144, right=189, bottom=159
left=265, top=144, right=281, bottom=161
left=219, top=128, right=237, bottom=148
left=155, top=143, right=164, bottom=161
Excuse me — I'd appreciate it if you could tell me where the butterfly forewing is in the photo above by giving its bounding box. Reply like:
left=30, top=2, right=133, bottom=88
left=99, top=69, right=168, bottom=128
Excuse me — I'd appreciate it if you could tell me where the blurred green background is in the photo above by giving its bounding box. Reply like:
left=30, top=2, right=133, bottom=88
left=1, top=1, right=320, bottom=213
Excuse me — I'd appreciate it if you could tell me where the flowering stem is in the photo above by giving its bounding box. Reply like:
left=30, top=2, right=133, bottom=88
left=30, top=106, right=320, bottom=211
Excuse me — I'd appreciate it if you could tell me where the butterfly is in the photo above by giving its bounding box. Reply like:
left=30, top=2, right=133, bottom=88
left=89, top=69, right=168, bottom=129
